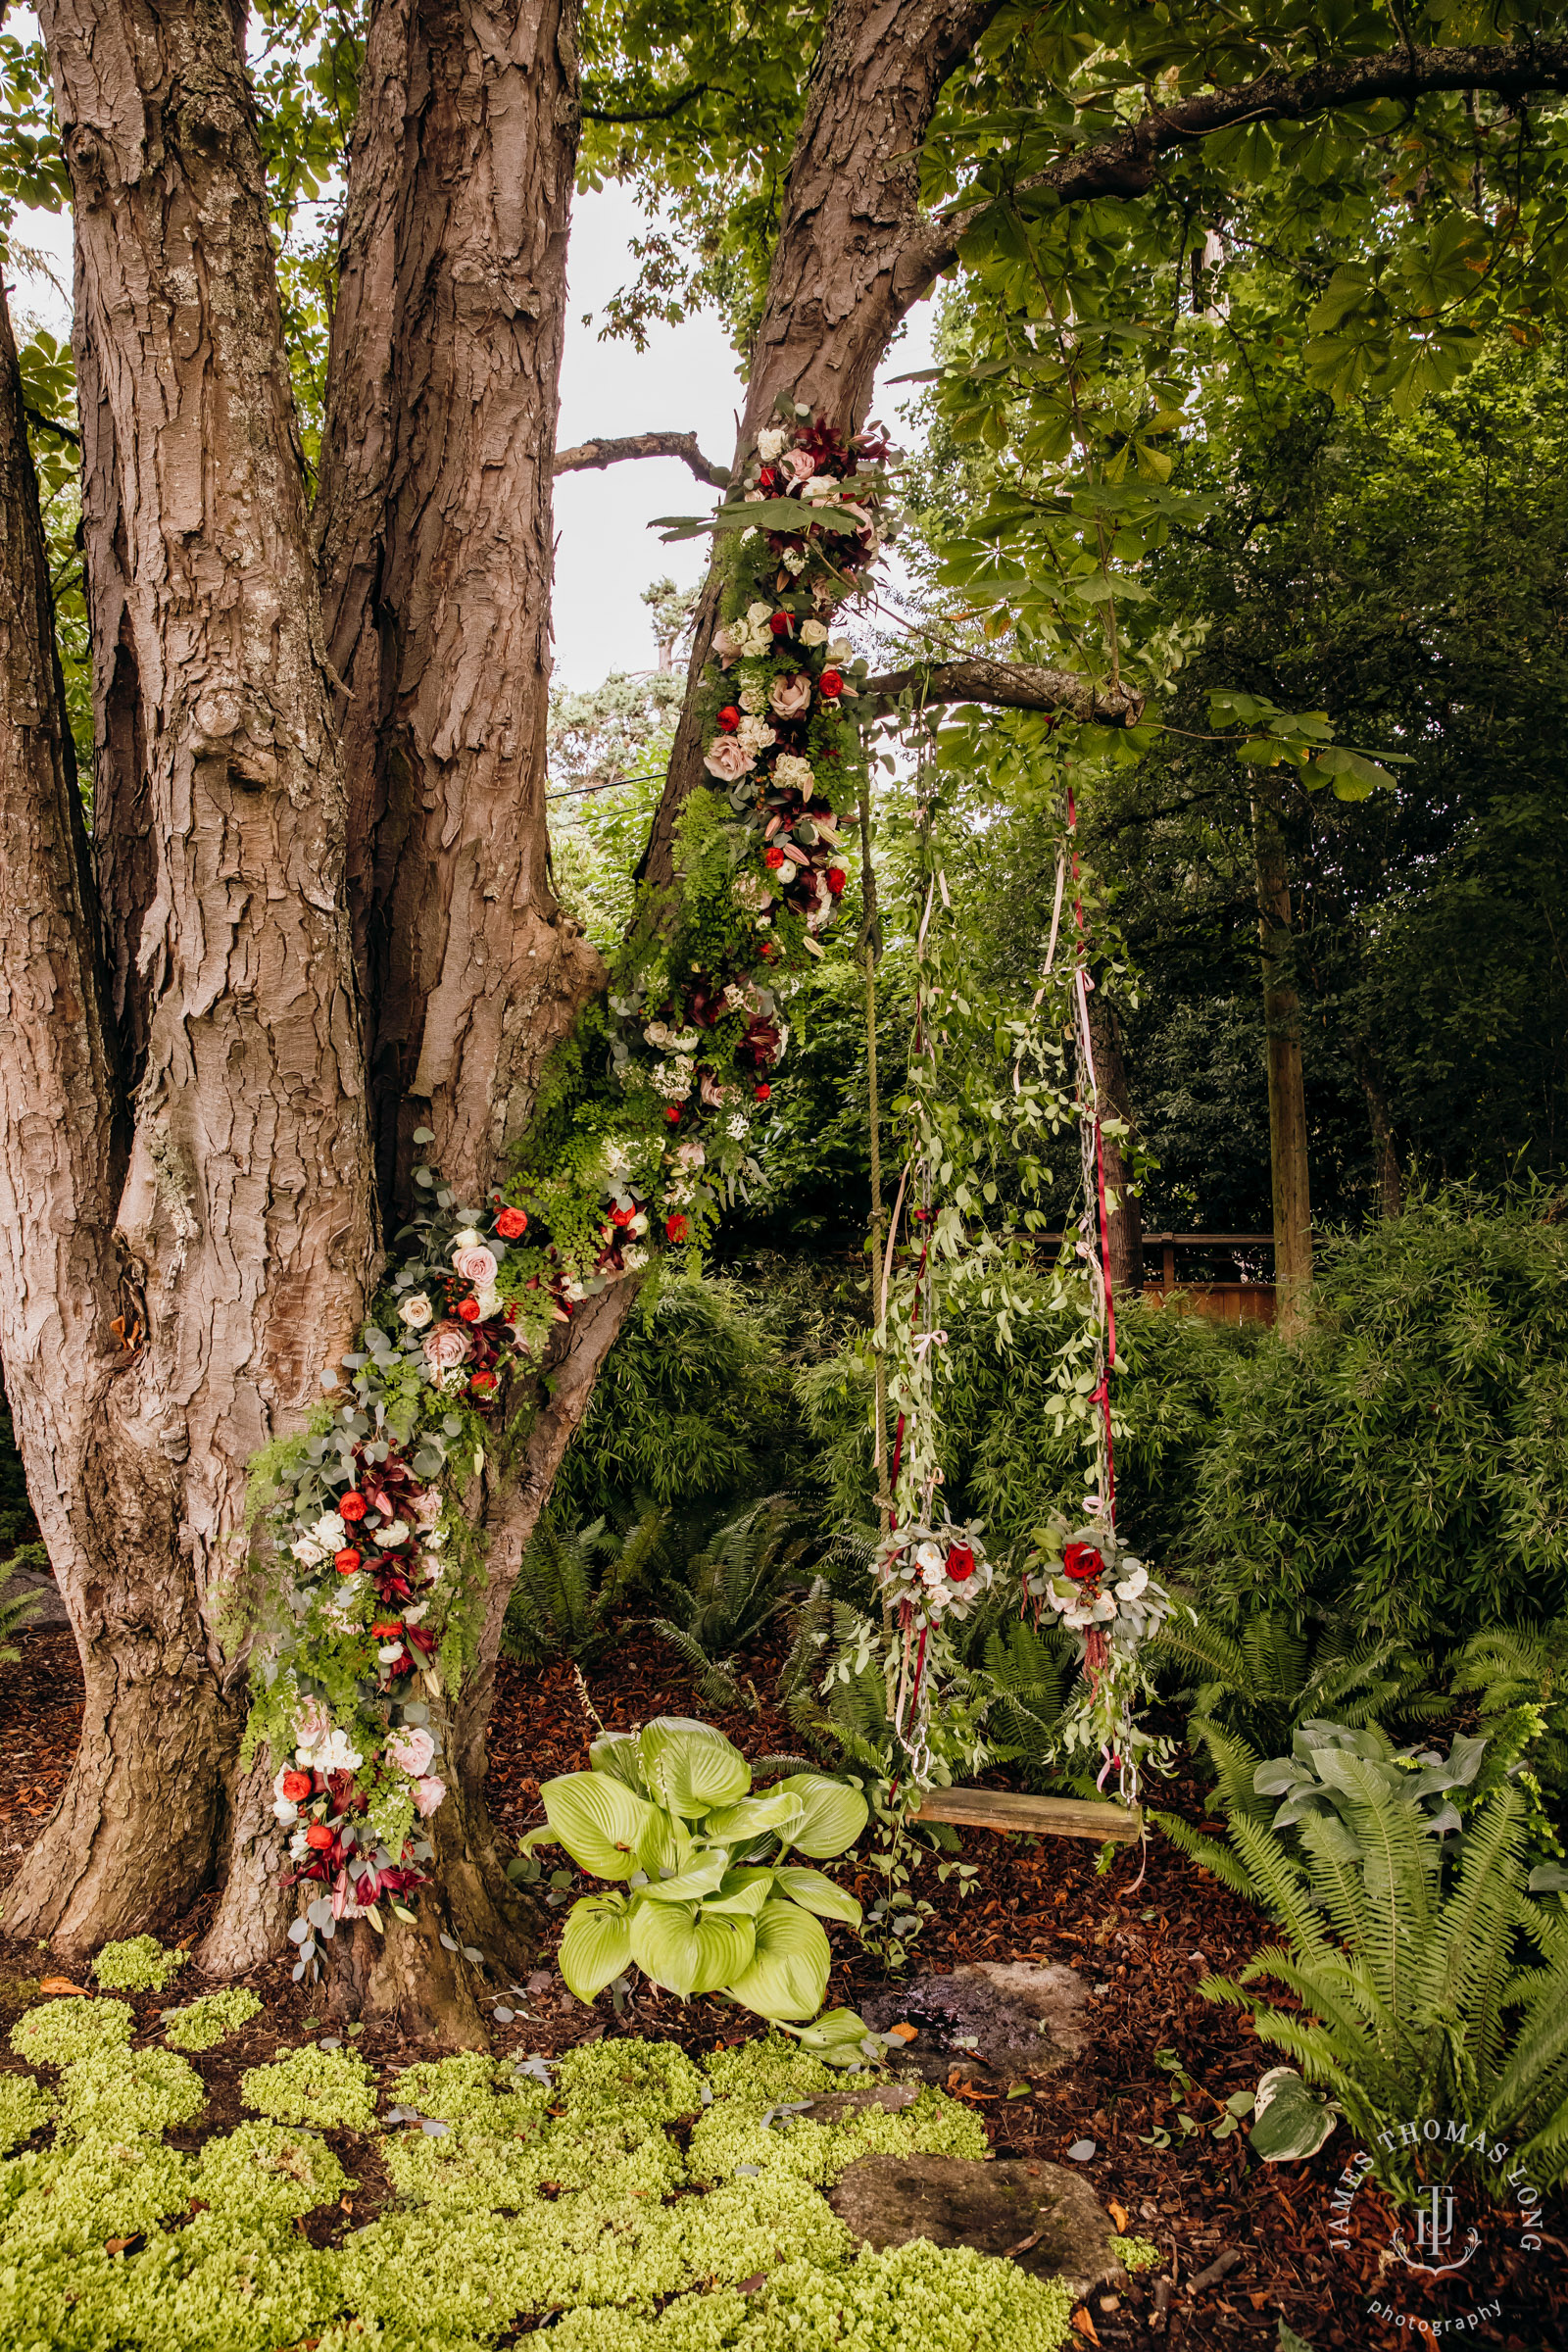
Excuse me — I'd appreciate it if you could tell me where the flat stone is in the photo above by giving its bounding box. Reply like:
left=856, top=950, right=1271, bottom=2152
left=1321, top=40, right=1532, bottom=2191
left=829, top=2152, right=1120, bottom=2298
left=2, top=1565, right=69, bottom=1628
left=860, top=1960, right=1090, bottom=2085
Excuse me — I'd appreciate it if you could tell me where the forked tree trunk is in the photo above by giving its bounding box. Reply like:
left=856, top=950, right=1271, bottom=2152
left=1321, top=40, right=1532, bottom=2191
left=1, top=0, right=374, bottom=1957
left=1252, top=792, right=1312, bottom=1336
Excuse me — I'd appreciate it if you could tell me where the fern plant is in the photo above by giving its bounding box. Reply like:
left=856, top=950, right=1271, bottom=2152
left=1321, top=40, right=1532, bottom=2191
left=645, top=1494, right=809, bottom=1708
left=500, top=1508, right=666, bottom=1666
left=1453, top=1618, right=1568, bottom=1809
left=1154, top=1599, right=1441, bottom=1762
left=0, top=1554, right=44, bottom=1664
left=1172, top=1727, right=1568, bottom=2193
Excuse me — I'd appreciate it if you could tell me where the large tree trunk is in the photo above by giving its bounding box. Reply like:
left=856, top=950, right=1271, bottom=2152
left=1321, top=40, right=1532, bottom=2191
left=1, top=0, right=374, bottom=1957
left=1252, top=792, right=1312, bottom=1337
left=206, top=0, right=600, bottom=2016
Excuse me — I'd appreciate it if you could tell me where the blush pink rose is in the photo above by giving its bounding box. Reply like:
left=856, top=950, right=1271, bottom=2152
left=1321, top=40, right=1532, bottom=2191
left=703, top=736, right=752, bottom=782
left=453, top=1245, right=498, bottom=1288
left=782, top=447, right=816, bottom=483
left=769, top=672, right=812, bottom=719
left=711, top=624, right=741, bottom=667
left=413, top=1775, right=447, bottom=1818
left=387, top=1726, right=436, bottom=1777
left=423, top=1319, right=472, bottom=1370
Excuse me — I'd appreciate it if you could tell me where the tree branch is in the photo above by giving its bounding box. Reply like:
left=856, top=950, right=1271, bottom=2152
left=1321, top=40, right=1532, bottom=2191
left=580, top=78, right=716, bottom=125
left=860, top=656, right=1146, bottom=726
left=553, top=430, right=729, bottom=489
left=908, top=37, right=1568, bottom=286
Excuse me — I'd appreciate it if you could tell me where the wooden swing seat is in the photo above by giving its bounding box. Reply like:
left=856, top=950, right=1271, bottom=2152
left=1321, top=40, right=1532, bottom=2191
left=912, top=1786, right=1143, bottom=1841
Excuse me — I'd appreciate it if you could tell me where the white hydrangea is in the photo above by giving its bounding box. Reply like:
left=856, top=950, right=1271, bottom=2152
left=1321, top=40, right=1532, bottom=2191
left=773, top=753, right=814, bottom=794
left=651, top=1058, right=695, bottom=1101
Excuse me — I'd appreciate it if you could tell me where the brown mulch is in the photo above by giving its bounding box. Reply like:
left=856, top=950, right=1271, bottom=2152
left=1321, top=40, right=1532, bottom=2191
left=1, top=1623, right=1563, bottom=2352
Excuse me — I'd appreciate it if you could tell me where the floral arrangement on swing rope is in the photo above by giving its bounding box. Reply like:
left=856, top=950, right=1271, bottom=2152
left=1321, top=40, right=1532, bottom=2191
left=240, top=401, right=901, bottom=1974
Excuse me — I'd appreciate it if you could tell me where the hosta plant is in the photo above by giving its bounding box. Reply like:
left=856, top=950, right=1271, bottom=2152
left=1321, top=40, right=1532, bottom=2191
left=523, top=1716, right=869, bottom=2027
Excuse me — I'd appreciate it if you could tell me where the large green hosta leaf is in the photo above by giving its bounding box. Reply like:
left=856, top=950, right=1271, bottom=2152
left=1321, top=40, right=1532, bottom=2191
left=771, top=1865, right=861, bottom=1927
left=539, top=1772, right=658, bottom=1880
left=639, top=1718, right=751, bottom=1818
left=639, top=1851, right=732, bottom=1904
left=703, top=1788, right=808, bottom=1844
left=707, top=1867, right=776, bottom=1917
left=558, top=1895, right=633, bottom=2001
left=776, top=1774, right=868, bottom=1859
left=628, top=1896, right=758, bottom=1997
left=721, top=1898, right=831, bottom=2021
left=590, top=1730, right=649, bottom=1796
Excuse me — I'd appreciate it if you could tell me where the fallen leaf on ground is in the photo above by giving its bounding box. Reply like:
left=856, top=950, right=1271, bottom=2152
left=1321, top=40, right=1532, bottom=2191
left=1069, top=2308, right=1101, bottom=2344
left=1108, top=2199, right=1129, bottom=2230
left=39, top=1977, right=87, bottom=1995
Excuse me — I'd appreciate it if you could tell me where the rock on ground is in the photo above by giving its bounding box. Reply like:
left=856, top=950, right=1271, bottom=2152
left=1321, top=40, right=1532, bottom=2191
left=828, top=2150, right=1121, bottom=2300
left=861, top=1959, right=1091, bottom=2086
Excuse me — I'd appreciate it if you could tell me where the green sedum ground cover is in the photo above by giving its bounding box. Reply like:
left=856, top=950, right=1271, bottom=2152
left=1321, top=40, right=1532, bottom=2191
left=0, top=1989, right=1081, bottom=2352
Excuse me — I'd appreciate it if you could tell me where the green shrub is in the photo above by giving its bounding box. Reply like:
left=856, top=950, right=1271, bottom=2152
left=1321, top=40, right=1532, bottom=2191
left=551, top=1278, right=804, bottom=1527
left=1184, top=1194, right=1568, bottom=1638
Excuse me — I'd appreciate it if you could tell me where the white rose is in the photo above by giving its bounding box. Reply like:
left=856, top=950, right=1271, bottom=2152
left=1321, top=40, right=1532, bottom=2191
left=453, top=1227, right=482, bottom=1251
left=377, top=1641, right=406, bottom=1666
left=827, top=637, right=853, bottom=661
left=1114, top=1567, right=1149, bottom=1601
left=746, top=600, right=772, bottom=626
left=373, top=1518, right=411, bottom=1548
left=399, top=1292, right=433, bottom=1329
left=799, top=618, right=829, bottom=648
left=644, top=1020, right=671, bottom=1048
left=474, top=1286, right=503, bottom=1319
left=629, top=1212, right=649, bottom=1236
left=914, top=1541, right=945, bottom=1575
left=292, top=1538, right=328, bottom=1568
left=758, top=426, right=787, bottom=462
left=312, top=1512, right=347, bottom=1547
left=272, top=1798, right=299, bottom=1827
left=920, top=1560, right=946, bottom=1588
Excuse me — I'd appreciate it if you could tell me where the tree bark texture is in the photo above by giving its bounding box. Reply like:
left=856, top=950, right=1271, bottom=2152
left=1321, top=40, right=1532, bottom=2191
left=1087, top=992, right=1145, bottom=1301
left=646, top=0, right=1004, bottom=891
left=1, top=0, right=375, bottom=1953
left=314, top=0, right=600, bottom=1215
left=1252, top=794, right=1313, bottom=1338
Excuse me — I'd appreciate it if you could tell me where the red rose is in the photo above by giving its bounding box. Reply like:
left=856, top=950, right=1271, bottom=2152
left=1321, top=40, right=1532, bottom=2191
left=718, top=706, right=741, bottom=732
left=470, top=1369, right=496, bottom=1392
left=664, top=1104, right=682, bottom=1123
left=946, top=1544, right=976, bottom=1584
left=764, top=845, right=785, bottom=869
left=768, top=612, right=792, bottom=636
left=281, top=1769, right=313, bottom=1801
left=338, top=1493, right=368, bottom=1523
left=611, top=1205, right=635, bottom=1227
left=371, top=1619, right=406, bottom=1639
left=1062, top=1541, right=1103, bottom=1584
left=457, top=1296, right=481, bottom=1322
left=666, top=1213, right=690, bottom=1244
left=305, top=1823, right=334, bottom=1851
left=758, top=466, right=776, bottom=489
left=333, top=1547, right=362, bottom=1577
left=755, top=1082, right=771, bottom=1102
left=819, top=668, right=843, bottom=697
left=825, top=867, right=847, bottom=895
left=495, top=1206, right=527, bottom=1239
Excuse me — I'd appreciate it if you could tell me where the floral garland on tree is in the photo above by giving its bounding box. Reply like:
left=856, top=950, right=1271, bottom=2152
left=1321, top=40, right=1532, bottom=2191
left=243, top=403, right=901, bottom=1966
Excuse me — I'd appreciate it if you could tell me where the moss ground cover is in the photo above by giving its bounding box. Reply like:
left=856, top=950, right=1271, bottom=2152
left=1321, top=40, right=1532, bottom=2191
left=0, top=1984, right=1078, bottom=2352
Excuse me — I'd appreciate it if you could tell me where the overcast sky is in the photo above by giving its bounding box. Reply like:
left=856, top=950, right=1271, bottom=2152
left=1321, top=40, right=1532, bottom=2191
left=8, top=130, right=936, bottom=690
